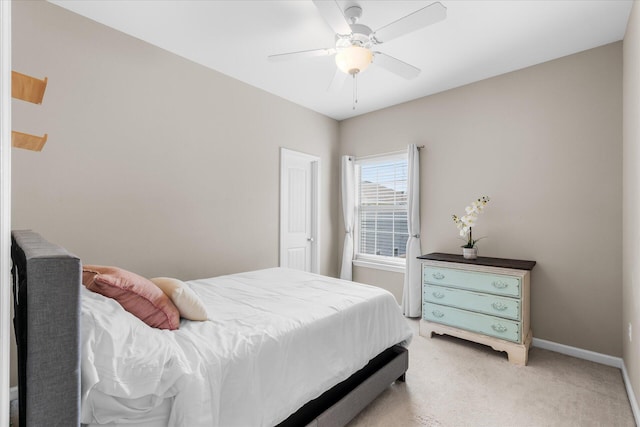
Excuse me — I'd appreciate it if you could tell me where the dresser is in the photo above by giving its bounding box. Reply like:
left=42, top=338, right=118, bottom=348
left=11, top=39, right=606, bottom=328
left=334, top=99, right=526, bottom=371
left=418, top=253, right=536, bottom=365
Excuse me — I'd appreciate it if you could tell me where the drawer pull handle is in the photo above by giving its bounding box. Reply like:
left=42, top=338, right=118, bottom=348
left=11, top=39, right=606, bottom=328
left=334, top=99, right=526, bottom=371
left=432, top=291, right=445, bottom=299
left=491, top=324, right=508, bottom=333
left=492, top=280, right=509, bottom=289
left=432, top=310, right=445, bottom=318
left=432, top=272, right=445, bottom=280
left=491, top=302, right=508, bottom=311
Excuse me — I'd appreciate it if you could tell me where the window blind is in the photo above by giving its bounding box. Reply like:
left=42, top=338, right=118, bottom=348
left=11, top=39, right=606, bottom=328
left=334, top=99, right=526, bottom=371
left=356, top=155, right=408, bottom=261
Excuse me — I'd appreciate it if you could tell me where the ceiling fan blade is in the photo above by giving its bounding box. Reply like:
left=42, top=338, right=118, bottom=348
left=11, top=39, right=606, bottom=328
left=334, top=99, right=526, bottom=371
left=268, top=47, right=336, bottom=62
left=327, top=68, right=347, bottom=92
left=312, top=0, right=351, bottom=35
left=373, top=52, right=421, bottom=79
left=373, top=2, right=446, bottom=43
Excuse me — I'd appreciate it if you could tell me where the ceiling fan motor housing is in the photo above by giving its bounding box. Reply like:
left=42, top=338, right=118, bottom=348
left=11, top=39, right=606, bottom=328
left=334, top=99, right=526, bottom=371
left=336, top=23, right=374, bottom=47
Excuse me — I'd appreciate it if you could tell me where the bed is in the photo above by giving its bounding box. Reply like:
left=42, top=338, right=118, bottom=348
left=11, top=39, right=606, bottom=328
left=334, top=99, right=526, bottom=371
left=11, top=230, right=412, bottom=427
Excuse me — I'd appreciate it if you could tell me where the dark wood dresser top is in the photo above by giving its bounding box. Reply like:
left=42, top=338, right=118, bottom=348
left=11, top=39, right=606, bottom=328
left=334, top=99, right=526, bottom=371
left=418, top=252, right=536, bottom=270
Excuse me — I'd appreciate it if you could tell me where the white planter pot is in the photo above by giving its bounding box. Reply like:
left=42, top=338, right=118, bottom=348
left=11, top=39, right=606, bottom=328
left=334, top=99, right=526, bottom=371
left=462, top=247, right=478, bottom=259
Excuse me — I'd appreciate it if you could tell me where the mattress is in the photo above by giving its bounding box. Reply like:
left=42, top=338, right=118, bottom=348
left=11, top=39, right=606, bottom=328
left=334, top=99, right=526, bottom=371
left=80, top=268, right=413, bottom=426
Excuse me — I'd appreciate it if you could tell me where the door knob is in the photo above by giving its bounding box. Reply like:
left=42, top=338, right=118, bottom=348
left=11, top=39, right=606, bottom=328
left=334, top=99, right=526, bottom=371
left=307, top=237, right=314, bottom=242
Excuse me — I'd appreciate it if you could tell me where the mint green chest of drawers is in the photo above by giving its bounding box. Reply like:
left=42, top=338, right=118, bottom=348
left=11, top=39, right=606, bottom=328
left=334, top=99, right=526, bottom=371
left=418, top=253, right=536, bottom=365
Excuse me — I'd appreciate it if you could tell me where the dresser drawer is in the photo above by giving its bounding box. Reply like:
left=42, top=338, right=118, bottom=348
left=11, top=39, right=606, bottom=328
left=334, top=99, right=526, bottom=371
left=423, top=302, right=521, bottom=343
left=423, top=266, right=521, bottom=298
left=423, top=284, right=521, bottom=321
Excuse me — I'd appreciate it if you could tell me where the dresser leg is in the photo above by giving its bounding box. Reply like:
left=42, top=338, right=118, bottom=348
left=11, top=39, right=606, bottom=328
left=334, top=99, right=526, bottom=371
left=506, top=348, right=528, bottom=366
left=506, top=329, right=532, bottom=366
left=419, top=319, right=436, bottom=338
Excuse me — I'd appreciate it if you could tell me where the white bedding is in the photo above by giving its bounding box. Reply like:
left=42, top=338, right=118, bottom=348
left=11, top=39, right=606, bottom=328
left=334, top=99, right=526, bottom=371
left=80, top=268, right=413, bottom=426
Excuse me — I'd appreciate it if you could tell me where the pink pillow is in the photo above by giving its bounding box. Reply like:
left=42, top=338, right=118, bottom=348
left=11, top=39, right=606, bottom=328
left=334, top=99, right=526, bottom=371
left=82, top=265, right=180, bottom=330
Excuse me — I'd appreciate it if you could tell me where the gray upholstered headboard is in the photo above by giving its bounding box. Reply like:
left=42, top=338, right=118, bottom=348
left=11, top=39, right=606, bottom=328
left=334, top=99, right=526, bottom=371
left=11, top=230, right=81, bottom=427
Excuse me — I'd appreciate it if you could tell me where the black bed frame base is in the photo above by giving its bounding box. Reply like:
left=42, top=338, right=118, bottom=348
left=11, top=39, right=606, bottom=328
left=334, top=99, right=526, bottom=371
left=277, top=345, right=408, bottom=427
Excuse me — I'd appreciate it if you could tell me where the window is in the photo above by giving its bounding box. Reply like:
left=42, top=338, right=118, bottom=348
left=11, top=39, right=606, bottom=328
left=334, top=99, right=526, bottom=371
left=354, top=153, right=408, bottom=272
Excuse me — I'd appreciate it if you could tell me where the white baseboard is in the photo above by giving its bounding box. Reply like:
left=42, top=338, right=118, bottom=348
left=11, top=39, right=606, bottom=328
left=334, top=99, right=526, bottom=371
left=532, top=337, right=623, bottom=368
left=9, top=386, right=16, bottom=402
left=532, top=338, right=638, bottom=426
left=621, top=363, right=640, bottom=426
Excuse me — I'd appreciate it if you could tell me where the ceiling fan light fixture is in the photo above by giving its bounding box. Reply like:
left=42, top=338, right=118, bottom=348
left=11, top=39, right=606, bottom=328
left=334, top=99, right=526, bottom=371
left=335, top=45, right=372, bottom=75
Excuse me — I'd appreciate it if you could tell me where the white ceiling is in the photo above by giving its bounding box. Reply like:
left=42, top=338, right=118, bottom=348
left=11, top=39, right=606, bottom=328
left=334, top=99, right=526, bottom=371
left=50, top=0, right=632, bottom=121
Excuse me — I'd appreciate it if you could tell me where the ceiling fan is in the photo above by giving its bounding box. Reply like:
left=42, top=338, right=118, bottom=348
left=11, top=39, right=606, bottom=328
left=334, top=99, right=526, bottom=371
left=268, top=0, right=447, bottom=101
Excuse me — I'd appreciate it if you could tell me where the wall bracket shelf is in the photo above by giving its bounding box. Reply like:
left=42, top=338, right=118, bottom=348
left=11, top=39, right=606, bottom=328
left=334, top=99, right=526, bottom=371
left=11, top=131, right=47, bottom=152
left=12, top=71, right=47, bottom=104
left=11, top=70, right=49, bottom=151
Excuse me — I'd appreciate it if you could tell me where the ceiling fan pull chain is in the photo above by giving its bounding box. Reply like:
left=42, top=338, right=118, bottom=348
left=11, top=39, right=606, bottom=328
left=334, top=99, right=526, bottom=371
left=353, top=73, right=358, bottom=104
left=352, top=73, right=358, bottom=110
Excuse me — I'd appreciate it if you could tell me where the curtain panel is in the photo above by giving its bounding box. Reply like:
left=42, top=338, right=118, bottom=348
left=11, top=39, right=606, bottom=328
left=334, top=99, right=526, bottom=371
left=340, top=155, right=355, bottom=280
left=402, top=144, right=422, bottom=317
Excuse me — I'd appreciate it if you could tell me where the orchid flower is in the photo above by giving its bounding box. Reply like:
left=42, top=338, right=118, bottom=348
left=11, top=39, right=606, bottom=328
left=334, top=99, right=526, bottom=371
left=452, top=196, right=490, bottom=248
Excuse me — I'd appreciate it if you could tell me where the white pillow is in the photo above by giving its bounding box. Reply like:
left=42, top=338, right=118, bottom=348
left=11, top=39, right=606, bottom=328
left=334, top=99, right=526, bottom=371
left=150, top=277, right=209, bottom=321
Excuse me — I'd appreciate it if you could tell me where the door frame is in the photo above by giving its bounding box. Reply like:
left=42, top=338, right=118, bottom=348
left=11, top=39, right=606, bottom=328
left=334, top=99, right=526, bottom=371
left=279, top=148, right=320, bottom=274
left=1, top=1, right=11, bottom=423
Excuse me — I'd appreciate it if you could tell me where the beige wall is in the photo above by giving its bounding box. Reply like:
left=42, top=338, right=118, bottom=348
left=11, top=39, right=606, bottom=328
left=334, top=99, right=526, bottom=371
left=354, top=267, right=404, bottom=304
left=341, top=42, right=623, bottom=357
left=623, top=0, right=640, bottom=413
left=11, top=1, right=340, bottom=385
left=12, top=1, right=340, bottom=277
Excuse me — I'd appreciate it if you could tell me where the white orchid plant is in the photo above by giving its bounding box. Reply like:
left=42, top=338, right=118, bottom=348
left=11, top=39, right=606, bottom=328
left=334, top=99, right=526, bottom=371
left=452, top=196, right=490, bottom=248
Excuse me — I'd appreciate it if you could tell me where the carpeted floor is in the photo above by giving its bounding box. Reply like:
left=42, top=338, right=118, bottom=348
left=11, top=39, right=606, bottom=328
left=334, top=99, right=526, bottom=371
left=348, top=319, right=635, bottom=427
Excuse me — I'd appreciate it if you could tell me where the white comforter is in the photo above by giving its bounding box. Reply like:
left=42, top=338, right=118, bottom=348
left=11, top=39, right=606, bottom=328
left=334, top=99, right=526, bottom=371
left=80, top=268, right=413, bottom=426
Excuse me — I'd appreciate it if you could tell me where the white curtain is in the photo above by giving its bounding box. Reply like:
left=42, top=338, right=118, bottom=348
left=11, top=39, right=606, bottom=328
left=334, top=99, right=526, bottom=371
left=340, top=155, right=355, bottom=280
left=402, top=144, right=422, bottom=317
